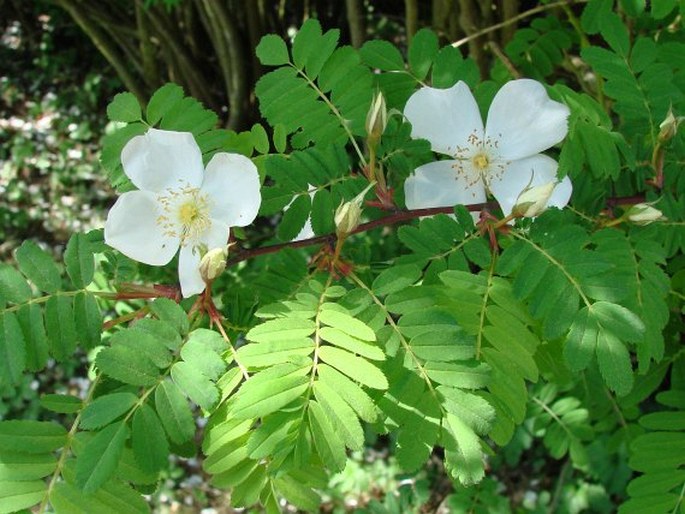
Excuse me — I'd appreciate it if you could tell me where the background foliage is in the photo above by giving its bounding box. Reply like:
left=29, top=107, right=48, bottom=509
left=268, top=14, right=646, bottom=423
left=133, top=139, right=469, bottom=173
left=1, top=0, right=685, bottom=513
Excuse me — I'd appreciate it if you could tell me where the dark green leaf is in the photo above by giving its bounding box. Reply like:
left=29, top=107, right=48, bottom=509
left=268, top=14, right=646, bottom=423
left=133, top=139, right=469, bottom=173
left=0, top=264, right=31, bottom=305
left=132, top=404, right=169, bottom=474
left=40, top=394, right=82, bottom=414
left=155, top=379, right=195, bottom=445
left=0, top=312, right=25, bottom=387
left=408, top=29, right=439, bottom=80
left=0, top=420, right=67, bottom=454
left=146, top=83, right=184, bottom=126
left=80, top=393, right=138, bottom=430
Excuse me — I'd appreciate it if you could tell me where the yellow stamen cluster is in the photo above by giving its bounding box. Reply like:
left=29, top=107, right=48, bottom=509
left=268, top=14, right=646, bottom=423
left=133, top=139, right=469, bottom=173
left=156, top=182, right=211, bottom=245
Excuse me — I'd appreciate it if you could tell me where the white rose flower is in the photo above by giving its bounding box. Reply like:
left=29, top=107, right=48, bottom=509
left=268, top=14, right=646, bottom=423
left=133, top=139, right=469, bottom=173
left=104, top=128, right=261, bottom=297
left=403, top=79, right=573, bottom=216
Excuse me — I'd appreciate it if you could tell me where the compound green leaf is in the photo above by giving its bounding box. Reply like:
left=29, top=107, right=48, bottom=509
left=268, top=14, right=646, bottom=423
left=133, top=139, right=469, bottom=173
left=0, top=420, right=66, bottom=454
left=171, top=361, right=219, bottom=410
left=106, top=92, right=141, bottom=122
left=146, top=83, right=184, bottom=126
left=64, top=233, right=94, bottom=288
left=155, top=379, right=195, bottom=445
left=75, top=422, right=129, bottom=493
left=80, top=393, right=138, bottom=430
left=0, top=264, right=31, bottom=304
left=318, top=346, right=388, bottom=390
left=16, top=240, right=61, bottom=293
left=0, top=480, right=45, bottom=514
left=308, top=400, right=346, bottom=472
left=132, top=404, right=169, bottom=474
left=0, top=312, right=25, bottom=387
left=44, top=295, right=76, bottom=361
left=256, top=34, right=290, bottom=66
left=0, top=451, right=56, bottom=480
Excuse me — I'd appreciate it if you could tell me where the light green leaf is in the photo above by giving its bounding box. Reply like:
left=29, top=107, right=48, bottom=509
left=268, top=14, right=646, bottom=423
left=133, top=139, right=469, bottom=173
left=111, top=327, right=171, bottom=369
left=146, top=83, right=184, bottom=126
left=0, top=480, right=45, bottom=514
left=319, top=327, right=384, bottom=361
left=313, top=380, right=364, bottom=450
left=64, top=233, right=94, bottom=288
left=318, top=346, right=388, bottom=390
left=274, top=476, right=322, bottom=513
left=232, top=364, right=310, bottom=419
left=180, top=329, right=226, bottom=380
left=39, top=394, right=82, bottom=414
left=150, top=298, right=189, bottom=335
left=317, top=364, right=378, bottom=422
left=308, top=400, right=346, bottom=472
left=237, top=338, right=314, bottom=368
left=106, top=92, right=142, bottom=122
left=171, top=361, right=219, bottom=410
left=256, top=34, right=290, bottom=66
left=372, top=264, right=422, bottom=296
left=273, top=124, right=287, bottom=153
left=75, top=422, right=129, bottom=493
left=0, top=451, right=56, bottom=480
left=247, top=317, right=316, bottom=343
left=319, top=305, right=376, bottom=341
left=0, top=312, right=25, bottom=387
left=424, top=361, right=490, bottom=389
left=251, top=123, right=270, bottom=154
left=155, top=379, right=195, bottom=445
left=132, top=404, right=169, bottom=474
left=443, top=413, right=485, bottom=485
left=0, top=420, right=67, bottom=454
left=80, top=393, right=138, bottom=430
left=15, top=240, right=61, bottom=293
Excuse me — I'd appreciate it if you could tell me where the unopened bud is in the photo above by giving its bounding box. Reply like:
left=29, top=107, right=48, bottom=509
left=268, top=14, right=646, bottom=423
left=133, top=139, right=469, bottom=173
left=626, top=203, right=666, bottom=226
left=335, top=183, right=375, bottom=237
left=512, top=182, right=556, bottom=218
left=658, top=108, right=682, bottom=143
left=366, top=91, right=387, bottom=140
left=199, top=247, right=228, bottom=283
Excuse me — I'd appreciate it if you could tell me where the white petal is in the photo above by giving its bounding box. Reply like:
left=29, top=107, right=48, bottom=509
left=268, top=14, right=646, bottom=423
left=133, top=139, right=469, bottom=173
left=404, top=160, right=486, bottom=210
left=121, top=128, right=204, bottom=193
left=104, top=190, right=180, bottom=265
left=178, top=245, right=205, bottom=298
left=485, top=79, right=570, bottom=161
left=548, top=175, right=573, bottom=209
left=178, top=219, right=230, bottom=297
left=404, top=81, right=484, bottom=156
left=203, top=153, right=261, bottom=227
left=489, top=154, right=563, bottom=216
left=294, top=218, right=315, bottom=241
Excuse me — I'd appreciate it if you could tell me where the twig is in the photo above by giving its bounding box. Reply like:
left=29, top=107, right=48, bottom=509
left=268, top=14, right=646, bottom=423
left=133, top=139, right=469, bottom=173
left=451, top=0, right=589, bottom=49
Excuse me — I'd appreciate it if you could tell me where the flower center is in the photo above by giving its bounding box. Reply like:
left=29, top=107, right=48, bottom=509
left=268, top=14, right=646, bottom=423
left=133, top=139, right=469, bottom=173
left=157, top=184, right=211, bottom=246
left=452, top=130, right=507, bottom=193
left=472, top=152, right=489, bottom=171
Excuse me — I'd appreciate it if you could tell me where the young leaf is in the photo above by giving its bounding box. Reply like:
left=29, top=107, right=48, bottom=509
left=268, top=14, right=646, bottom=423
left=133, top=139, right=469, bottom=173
left=307, top=400, right=346, bottom=472
left=15, top=241, right=61, bottom=293
left=132, top=404, right=169, bottom=474
left=75, top=422, right=130, bottom=493
left=107, top=92, right=142, bottom=122
left=317, top=346, right=388, bottom=390
left=64, top=233, right=94, bottom=289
